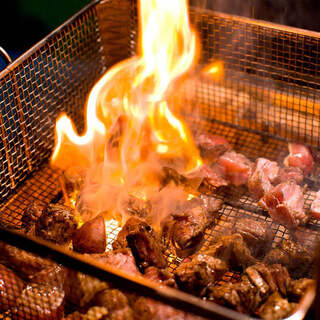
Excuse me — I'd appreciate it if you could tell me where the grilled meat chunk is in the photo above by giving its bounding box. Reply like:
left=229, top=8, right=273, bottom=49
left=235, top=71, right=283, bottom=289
left=72, top=214, right=106, bottom=254
left=234, top=275, right=262, bottom=313
left=119, top=194, right=151, bottom=219
left=245, top=264, right=291, bottom=297
left=187, top=164, right=229, bottom=189
left=273, top=167, right=304, bottom=185
left=144, top=266, right=176, bottom=287
left=91, top=289, right=134, bottom=320
left=174, top=253, right=228, bottom=295
left=0, top=264, right=24, bottom=312
left=11, top=284, right=65, bottom=320
left=35, top=204, right=77, bottom=245
left=264, top=239, right=314, bottom=278
left=161, top=196, right=223, bottom=257
left=206, top=234, right=257, bottom=270
left=311, top=190, right=320, bottom=219
left=232, top=218, right=274, bottom=258
left=66, top=306, right=108, bottom=320
left=64, top=270, right=109, bottom=308
left=217, top=151, right=253, bottom=186
left=194, top=133, right=231, bottom=163
left=29, top=264, right=66, bottom=290
left=288, top=278, right=315, bottom=302
left=257, top=292, right=294, bottom=320
left=113, top=217, right=166, bottom=269
left=21, top=201, right=42, bottom=233
left=88, top=248, right=140, bottom=276
left=206, top=282, right=245, bottom=313
left=248, top=158, right=279, bottom=200
left=284, top=143, right=314, bottom=176
left=258, top=180, right=307, bottom=228
left=133, top=296, right=204, bottom=320
left=0, top=241, right=53, bottom=280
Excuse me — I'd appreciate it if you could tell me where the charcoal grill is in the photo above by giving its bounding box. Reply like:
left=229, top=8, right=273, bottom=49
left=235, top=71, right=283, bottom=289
left=0, top=0, right=319, bottom=319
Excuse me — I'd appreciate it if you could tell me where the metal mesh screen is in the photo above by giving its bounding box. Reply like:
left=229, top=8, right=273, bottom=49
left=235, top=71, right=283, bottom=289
left=0, top=0, right=319, bottom=319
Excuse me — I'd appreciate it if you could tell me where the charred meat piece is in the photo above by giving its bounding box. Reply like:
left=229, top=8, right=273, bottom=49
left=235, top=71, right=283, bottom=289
left=113, top=217, right=166, bottom=269
left=21, top=201, right=42, bottom=233
left=0, top=241, right=53, bottom=280
left=217, top=151, right=253, bottom=186
left=0, top=264, right=24, bottom=312
left=119, top=194, right=151, bottom=219
left=232, top=218, right=274, bottom=258
left=144, top=266, right=176, bottom=287
left=206, top=282, right=245, bottom=313
left=29, top=264, right=66, bottom=290
left=66, top=306, right=108, bottom=320
left=133, top=296, right=204, bottom=320
left=174, top=253, right=228, bottom=295
left=72, top=214, right=106, bottom=253
left=280, top=239, right=315, bottom=278
left=310, top=190, right=320, bottom=219
left=264, top=239, right=314, bottom=278
left=248, top=158, right=279, bottom=200
left=258, top=180, right=308, bottom=228
left=245, top=263, right=291, bottom=298
left=91, top=289, right=134, bottom=320
left=88, top=248, right=140, bottom=276
left=257, top=292, right=294, bottom=320
left=11, top=284, right=65, bottom=320
left=161, top=196, right=223, bottom=257
left=264, top=248, right=290, bottom=267
left=273, top=167, right=304, bottom=185
left=234, top=275, right=262, bottom=313
left=207, top=233, right=257, bottom=270
left=194, top=132, right=231, bottom=163
left=288, top=278, right=315, bottom=302
left=64, top=269, right=109, bottom=308
left=35, top=204, right=77, bottom=245
left=284, top=143, right=314, bottom=176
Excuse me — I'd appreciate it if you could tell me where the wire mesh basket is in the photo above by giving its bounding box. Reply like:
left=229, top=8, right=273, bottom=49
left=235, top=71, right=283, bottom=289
left=0, top=0, right=319, bottom=319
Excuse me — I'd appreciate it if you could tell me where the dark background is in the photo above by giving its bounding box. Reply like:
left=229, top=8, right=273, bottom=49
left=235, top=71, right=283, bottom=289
left=1, top=0, right=320, bottom=70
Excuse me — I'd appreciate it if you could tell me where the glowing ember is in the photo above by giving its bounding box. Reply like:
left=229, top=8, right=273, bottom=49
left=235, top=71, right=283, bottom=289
left=105, top=219, right=121, bottom=251
left=51, top=0, right=203, bottom=222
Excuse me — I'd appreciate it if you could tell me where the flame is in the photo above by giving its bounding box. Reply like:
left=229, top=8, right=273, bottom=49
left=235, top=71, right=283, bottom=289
left=203, top=61, right=224, bottom=80
left=52, top=0, right=203, bottom=219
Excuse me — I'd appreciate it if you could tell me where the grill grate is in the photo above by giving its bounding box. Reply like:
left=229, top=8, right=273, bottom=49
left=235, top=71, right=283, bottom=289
left=0, top=0, right=319, bottom=319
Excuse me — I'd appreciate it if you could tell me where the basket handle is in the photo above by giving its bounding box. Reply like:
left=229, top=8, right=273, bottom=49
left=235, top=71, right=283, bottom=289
left=0, top=46, right=12, bottom=66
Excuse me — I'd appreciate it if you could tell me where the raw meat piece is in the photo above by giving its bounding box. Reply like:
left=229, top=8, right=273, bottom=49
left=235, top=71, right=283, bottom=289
left=284, top=143, right=314, bottom=176
left=217, top=151, right=253, bottom=186
left=248, top=158, right=279, bottom=200
left=194, top=132, right=231, bottom=163
left=258, top=180, right=308, bottom=228
left=273, top=167, right=304, bottom=185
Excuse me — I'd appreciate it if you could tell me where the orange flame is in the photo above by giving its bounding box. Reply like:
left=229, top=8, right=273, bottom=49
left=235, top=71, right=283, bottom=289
left=52, top=0, right=202, bottom=201
left=203, top=60, right=224, bottom=81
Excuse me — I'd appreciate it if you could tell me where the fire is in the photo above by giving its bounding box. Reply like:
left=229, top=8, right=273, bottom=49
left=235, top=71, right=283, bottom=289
left=203, top=61, right=224, bottom=81
left=51, top=0, right=203, bottom=221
